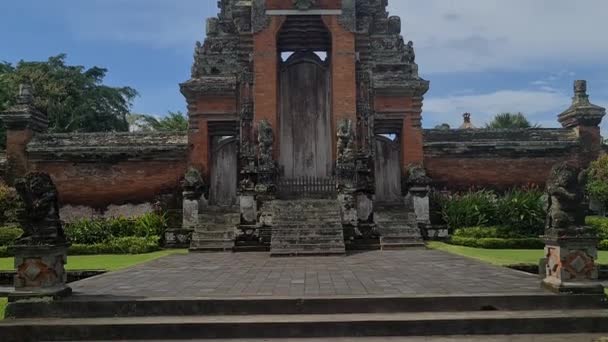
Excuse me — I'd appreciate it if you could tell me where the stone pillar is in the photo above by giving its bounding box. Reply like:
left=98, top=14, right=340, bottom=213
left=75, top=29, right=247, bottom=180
left=541, top=162, right=604, bottom=294
left=558, top=80, right=606, bottom=167
left=182, top=191, right=200, bottom=230
left=0, top=84, right=48, bottom=184
left=408, top=186, right=431, bottom=227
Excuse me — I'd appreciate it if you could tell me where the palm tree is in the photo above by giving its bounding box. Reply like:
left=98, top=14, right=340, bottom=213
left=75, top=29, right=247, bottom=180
left=128, top=111, right=188, bottom=132
left=485, top=112, right=539, bottom=129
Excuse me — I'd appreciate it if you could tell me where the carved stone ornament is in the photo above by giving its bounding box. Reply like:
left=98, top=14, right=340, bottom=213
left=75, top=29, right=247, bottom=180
left=544, top=162, right=588, bottom=236
left=182, top=167, right=206, bottom=200
left=14, top=172, right=66, bottom=246
left=294, top=0, right=316, bottom=10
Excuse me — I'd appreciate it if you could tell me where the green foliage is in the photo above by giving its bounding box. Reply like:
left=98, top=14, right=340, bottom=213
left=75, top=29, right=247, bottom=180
left=485, top=112, right=538, bottom=129
left=495, top=189, right=545, bottom=236
left=65, top=213, right=167, bottom=245
left=0, top=227, right=23, bottom=246
left=453, top=226, right=525, bottom=239
left=0, top=246, right=9, bottom=258
left=434, top=123, right=451, bottom=130
left=441, top=190, right=497, bottom=230
left=128, top=111, right=188, bottom=132
left=69, top=236, right=161, bottom=255
left=0, top=183, right=20, bottom=226
left=65, top=219, right=113, bottom=245
left=599, top=240, right=608, bottom=251
left=0, top=297, right=7, bottom=320
left=586, top=216, right=608, bottom=240
left=449, top=236, right=545, bottom=249
left=0, top=54, right=138, bottom=148
left=441, top=189, right=545, bottom=236
left=587, top=155, right=608, bottom=207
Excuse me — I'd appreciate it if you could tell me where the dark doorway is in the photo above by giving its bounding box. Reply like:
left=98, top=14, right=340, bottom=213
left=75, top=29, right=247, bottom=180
left=209, top=136, right=237, bottom=207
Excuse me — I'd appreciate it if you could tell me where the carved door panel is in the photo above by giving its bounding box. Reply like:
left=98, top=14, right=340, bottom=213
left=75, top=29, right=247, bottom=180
left=279, top=51, right=332, bottom=178
left=375, top=135, right=402, bottom=204
left=210, top=136, right=237, bottom=207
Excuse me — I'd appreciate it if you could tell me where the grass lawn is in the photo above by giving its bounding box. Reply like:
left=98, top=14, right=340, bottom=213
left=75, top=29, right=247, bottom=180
left=428, top=241, right=608, bottom=266
left=0, top=249, right=188, bottom=271
left=0, top=298, right=6, bottom=319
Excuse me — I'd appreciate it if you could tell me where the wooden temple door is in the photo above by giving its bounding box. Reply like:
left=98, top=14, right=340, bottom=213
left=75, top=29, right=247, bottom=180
left=374, top=135, right=402, bottom=203
left=279, top=51, right=332, bottom=179
left=209, top=136, right=238, bottom=207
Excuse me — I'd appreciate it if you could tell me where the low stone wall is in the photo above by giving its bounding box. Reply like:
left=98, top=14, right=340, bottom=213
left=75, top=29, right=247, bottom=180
left=423, top=128, right=581, bottom=190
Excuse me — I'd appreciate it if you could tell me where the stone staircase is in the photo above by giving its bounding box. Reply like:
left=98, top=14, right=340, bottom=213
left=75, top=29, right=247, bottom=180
left=189, top=207, right=239, bottom=252
left=269, top=199, right=346, bottom=256
left=375, top=203, right=425, bottom=250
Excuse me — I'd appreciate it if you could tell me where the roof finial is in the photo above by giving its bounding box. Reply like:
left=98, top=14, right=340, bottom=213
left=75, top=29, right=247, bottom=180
left=459, top=113, right=476, bottom=129
left=572, top=80, right=590, bottom=106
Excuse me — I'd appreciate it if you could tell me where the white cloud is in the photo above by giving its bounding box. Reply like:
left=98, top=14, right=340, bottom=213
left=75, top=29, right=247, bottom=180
left=389, top=0, right=608, bottom=73
left=423, top=89, right=572, bottom=128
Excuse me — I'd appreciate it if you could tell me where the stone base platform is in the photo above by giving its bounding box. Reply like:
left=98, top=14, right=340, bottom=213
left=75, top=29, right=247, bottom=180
left=2, top=250, right=608, bottom=340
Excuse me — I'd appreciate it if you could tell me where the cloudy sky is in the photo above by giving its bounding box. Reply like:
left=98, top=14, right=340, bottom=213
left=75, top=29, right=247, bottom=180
left=2, top=0, right=607, bottom=132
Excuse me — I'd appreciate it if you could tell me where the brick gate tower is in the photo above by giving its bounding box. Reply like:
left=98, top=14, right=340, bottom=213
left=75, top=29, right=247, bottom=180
left=181, top=0, right=429, bottom=254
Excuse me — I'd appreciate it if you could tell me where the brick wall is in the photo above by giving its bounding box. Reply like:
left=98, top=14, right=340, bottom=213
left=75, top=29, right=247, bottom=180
left=4, top=129, right=33, bottom=183
left=31, top=160, right=187, bottom=208
left=424, top=157, right=577, bottom=190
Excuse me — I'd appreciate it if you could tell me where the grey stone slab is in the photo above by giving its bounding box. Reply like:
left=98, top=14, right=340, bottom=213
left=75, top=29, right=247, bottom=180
left=68, top=250, right=549, bottom=299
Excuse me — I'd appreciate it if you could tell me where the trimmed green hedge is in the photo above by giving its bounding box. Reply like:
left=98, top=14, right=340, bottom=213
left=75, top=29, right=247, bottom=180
left=449, top=236, right=545, bottom=249
left=453, top=226, right=526, bottom=239
left=0, top=236, right=161, bottom=257
left=69, top=236, right=161, bottom=255
left=65, top=213, right=166, bottom=245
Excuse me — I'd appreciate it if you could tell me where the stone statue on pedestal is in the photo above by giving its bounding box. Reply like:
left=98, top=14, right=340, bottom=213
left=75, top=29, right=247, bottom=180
left=542, top=162, right=603, bottom=294
left=14, top=172, right=66, bottom=245
left=11, top=172, right=71, bottom=300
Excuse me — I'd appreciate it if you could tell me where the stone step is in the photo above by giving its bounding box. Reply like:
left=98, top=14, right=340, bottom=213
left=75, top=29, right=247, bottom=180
left=7, top=294, right=606, bottom=319
left=190, top=239, right=234, bottom=252
left=192, top=231, right=235, bottom=240
left=3, top=309, right=608, bottom=341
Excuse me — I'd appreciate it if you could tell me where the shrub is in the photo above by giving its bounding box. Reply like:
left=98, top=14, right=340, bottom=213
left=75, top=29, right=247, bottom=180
left=65, top=213, right=167, bottom=244
left=0, top=226, right=23, bottom=246
left=599, top=240, right=608, bottom=251
left=0, top=246, right=10, bottom=258
left=587, top=155, right=608, bottom=208
left=441, top=190, right=497, bottom=230
left=0, top=183, right=21, bottom=226
left=586, top=216, right=608, bottom=240
left=453, top=226, right=524, bottom=239
left=495, top=188, right=545, bottom=237
left=64, top=218, right=112, bottom=245
left=449, top=236, right=545, bottom=249
left=69, top=236, right=161, bottom=255
left=134, top=212, right=167, bottom=238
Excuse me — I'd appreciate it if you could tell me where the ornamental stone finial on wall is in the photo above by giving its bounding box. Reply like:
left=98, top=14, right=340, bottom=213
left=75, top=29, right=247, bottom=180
left=294, top=0, right=316, bottom=10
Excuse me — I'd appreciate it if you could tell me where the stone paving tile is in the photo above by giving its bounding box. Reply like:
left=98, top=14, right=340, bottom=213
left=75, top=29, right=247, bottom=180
left=69, top=250, right=549, bottom=298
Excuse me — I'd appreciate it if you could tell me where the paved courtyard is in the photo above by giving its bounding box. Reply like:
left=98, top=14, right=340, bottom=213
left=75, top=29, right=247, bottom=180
left=70, top=250, right=547, bottom=298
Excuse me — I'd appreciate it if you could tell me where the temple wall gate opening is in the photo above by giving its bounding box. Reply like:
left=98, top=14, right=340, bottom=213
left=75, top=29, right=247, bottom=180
left=279, top=51, right=332, bottom=179
left=374, top=134, right=402, bottom=204
left=209, top=136, right=238, bottom=207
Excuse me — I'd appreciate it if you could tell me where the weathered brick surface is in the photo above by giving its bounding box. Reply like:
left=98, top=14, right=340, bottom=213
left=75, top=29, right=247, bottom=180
left=5, top=129, right=33, bottom=182
left=189, top=117, right=210, bottom=178
left=424, top=157, right=577, bottom=190
left=253, top=16, right=285, bottom=156
left=31, top=160, right=187, bottom=207
left=195, top=96, right=237, bottom=114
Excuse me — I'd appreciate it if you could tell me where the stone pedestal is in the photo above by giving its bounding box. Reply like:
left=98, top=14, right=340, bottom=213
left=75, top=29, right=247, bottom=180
left=240, top=195, right=257, bottom=225
left=182, top=193, right=200, bottom=230
left=408, top=186, right=431, bottom=226
left=10, top=244, right=71, bottom=300
left=542, top=236, right=604, bottom=294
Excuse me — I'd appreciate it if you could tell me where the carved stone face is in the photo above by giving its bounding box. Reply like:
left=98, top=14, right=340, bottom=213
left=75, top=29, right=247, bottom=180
left=294, top=0, right=316, bottom=10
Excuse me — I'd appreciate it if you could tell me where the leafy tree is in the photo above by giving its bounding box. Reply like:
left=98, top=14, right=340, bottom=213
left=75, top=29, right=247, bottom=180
left=128, top=111, right=188, bottom=132
left=485, top=112, right=539, bottom=129
left=0, top=54, right=137, bottom=149
left=434, top=123, right=451, bottom=130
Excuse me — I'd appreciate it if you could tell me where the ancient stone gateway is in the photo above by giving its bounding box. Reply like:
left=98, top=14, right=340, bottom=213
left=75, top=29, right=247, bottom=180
left=179, top=0, right=429, bottom=254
